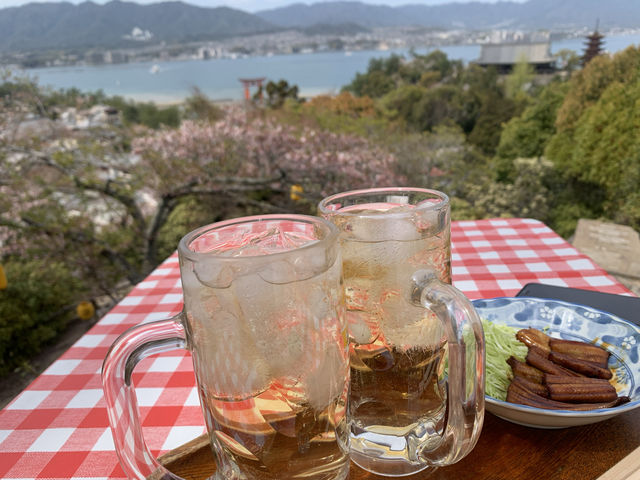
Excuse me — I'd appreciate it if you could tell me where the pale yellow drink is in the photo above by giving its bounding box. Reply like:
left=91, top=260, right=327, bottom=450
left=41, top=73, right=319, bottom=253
left=182, top=225, right=350, bottom=480
left=319, top=189, right=485, bottom=477
left=102, top=216, right=351, bottom=480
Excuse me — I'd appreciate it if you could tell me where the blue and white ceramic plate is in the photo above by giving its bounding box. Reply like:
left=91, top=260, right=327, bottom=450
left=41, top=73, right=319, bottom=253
left=472, top=297, right=640, bottom=429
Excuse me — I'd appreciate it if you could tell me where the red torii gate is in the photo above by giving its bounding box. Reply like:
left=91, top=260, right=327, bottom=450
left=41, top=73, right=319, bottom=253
left=239, top=77, right=266, bottom=101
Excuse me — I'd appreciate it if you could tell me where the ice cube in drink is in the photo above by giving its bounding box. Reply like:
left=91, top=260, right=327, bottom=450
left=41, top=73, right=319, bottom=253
left=183, top=224, right=349, bottom=480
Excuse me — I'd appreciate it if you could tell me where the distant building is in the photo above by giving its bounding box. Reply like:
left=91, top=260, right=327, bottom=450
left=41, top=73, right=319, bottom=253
left=123, top=27, right=153, bottom=42
left=582, top=29, right=605, bottom=66
left=103, top=51, right=128, bottom=64
left=475, top=42, right=556, bottom=74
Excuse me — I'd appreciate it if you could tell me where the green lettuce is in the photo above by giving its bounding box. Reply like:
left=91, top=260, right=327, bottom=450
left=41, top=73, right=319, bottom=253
left=483, top=319, right=528, bottom=400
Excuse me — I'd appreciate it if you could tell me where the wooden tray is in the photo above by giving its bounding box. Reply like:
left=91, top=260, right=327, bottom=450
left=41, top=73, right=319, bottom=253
left=154, top=411, right=640, bottom=480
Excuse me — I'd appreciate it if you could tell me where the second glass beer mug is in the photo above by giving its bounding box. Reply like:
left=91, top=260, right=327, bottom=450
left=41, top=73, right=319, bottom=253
left=319, top=187, right=485, bottom=477
left=102, top=215, right=350, bottom=480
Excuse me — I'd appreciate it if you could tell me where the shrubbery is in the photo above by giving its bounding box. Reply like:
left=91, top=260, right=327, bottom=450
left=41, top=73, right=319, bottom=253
left=0, top=260, right=87, bottom=376
left=341, top=46, right=640, bottom=237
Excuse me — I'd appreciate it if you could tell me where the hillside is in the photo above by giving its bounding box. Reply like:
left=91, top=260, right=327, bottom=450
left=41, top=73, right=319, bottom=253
left=2, top=0, right=639, bottom=55
left=256, top=0, right=640, bottom=30
left=0, top=0, right=278, bottom=52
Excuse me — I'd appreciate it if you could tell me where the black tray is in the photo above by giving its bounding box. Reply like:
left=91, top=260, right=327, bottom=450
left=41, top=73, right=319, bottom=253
left=516, top=283, right=640, bottom=326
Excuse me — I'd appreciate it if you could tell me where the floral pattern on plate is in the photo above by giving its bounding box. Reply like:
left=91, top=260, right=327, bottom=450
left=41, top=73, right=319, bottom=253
left=472, top=296, right=640, bottom=428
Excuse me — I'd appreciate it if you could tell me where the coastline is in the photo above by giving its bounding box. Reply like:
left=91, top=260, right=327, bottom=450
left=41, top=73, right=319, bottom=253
left=9, top=32, right=640, bottom=105
left=120, top=85, right=339, bottom=105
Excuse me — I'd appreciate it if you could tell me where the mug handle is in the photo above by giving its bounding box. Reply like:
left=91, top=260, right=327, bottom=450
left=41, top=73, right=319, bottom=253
left=102, top=313, right=189, bottom=480
left=411, top=270, right=485, bottom=466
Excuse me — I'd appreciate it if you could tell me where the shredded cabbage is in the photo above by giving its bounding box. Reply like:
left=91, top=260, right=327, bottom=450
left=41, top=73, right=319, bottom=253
left=483, top=319, right=528, bottom=401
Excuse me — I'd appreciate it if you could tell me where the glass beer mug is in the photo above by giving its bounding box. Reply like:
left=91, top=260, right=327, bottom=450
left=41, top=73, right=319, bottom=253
left=102, top=215, right=350, bottom=480
left=319, top=187, right=485, bottom=477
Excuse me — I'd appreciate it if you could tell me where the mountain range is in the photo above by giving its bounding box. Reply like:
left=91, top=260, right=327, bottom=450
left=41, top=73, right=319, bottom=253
left=257, top=0, right=640, bottom=30
left=1, top=0, right=639, bottom=53
left=0, top=1, right=276, bottom=52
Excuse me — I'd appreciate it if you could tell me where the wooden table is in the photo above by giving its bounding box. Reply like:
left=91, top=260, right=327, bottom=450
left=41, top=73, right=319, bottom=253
left=1, top=218, right=637, bottom=480
left=156, top=407, right=640, bottom=480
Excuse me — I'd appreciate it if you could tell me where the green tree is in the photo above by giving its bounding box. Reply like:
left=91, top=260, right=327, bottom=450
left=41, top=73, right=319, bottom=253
left=343, top=54, right=407, bottom=98
left=344, top=52, right=515, bottom=142
left=554, top=48, right=581, bottom=75
left=545, top=46, right=640, bottom=233
left=401, top=50, right=460, bottom=85
left=380, top=84, right=472, bottom=133
left=551, top=47, right=640, bottom=136
left=378, top=85, right=428, bottom=129
left=387, top=125, right=481, bottom=193
left=497, top=81, right=568, bottom=161
left=344, top=51, right=463, bottom=99
left=545, top=178, right=606, bottom=238
left=452, top=64, right=505, bottom=135
left=426, top=126, right=492, bottom=200
left=369, top=54, right=404, bottom=76
left=504, top=55, right=535, bottom=101
left=121, top=101, right=180, bottom=129
left=411, top=85, right=467, bottom=132
left=264, top=79, right=300, bottom=109
left=294, top=92, right=389, bottom=138
left=466, top=157, right=554, bottom=222
left=345, top=69, right=396, bottom=98
left=494, top=81, right=568, bottom=180
left=467, top=91, right=519, bottom=155
left=568, top=81, right=640, bottom=228
left=0, top=260, right=87, bottom=376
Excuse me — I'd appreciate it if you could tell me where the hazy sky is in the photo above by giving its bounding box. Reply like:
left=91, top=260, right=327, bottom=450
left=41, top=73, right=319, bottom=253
left=0, top=0, right=528, bottom=13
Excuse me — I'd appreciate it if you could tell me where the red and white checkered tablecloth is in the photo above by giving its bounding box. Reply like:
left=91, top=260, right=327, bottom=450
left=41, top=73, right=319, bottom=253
left=0, top=218, right=633, bottom=480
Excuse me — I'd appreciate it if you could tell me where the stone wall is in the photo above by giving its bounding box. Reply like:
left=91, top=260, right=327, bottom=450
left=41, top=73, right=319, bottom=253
left=572, top=219, right=640, bottom=296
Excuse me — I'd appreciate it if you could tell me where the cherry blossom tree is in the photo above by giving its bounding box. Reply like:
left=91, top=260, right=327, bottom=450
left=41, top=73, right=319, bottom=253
left=2, top=101, right=404, bottom=300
